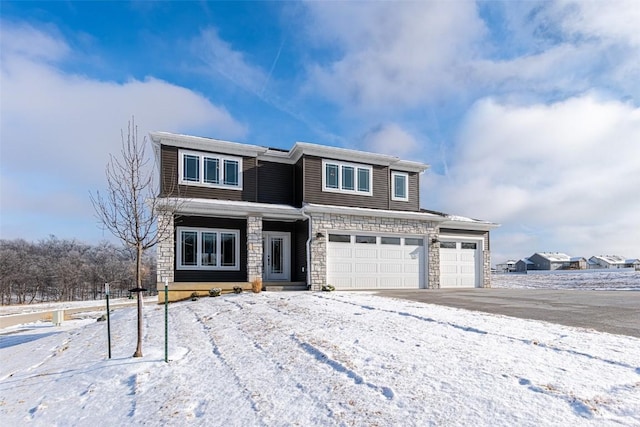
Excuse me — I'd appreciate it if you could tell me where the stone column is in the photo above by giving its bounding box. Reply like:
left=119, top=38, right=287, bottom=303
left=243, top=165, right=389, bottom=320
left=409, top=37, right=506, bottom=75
left=246, top=215, right=263, bottom=282
left=309, top=214, right=327, bottom=291
left=156, top=211, right=175, bottom=284
left=427, top=228, right=440, bottom=289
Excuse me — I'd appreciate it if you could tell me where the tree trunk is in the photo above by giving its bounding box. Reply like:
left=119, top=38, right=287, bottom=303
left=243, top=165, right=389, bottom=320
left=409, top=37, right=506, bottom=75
left=133, top=244, right=144, bottom=358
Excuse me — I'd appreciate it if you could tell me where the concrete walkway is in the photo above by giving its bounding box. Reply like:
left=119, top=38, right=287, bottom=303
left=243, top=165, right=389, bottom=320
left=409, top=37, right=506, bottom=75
left=375, top=288, right=640, bottom=338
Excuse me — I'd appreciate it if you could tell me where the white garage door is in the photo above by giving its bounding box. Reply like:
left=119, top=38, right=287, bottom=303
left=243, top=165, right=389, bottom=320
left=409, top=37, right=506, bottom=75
left=327, top=234, right=425, bottom=289
left=439, top=240, right=480, bottom=288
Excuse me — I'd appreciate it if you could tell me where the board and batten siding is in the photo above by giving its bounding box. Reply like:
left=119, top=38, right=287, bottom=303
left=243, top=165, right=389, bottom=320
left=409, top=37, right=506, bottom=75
left=160, top=145, right=258, bottom=202
left=257, top=161, right=294, bottom=205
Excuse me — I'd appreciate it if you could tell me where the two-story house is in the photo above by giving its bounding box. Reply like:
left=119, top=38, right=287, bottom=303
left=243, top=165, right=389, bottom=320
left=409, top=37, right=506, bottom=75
left=151, top=132, right=498, bottom=301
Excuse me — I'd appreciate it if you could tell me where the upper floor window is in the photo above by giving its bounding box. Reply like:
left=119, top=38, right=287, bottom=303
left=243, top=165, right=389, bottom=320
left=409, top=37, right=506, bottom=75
left=179, top=150, right=242, bottom=190
left=322, top=160, right=372, bottom=196
left=391, top=171, right=409, bottom=201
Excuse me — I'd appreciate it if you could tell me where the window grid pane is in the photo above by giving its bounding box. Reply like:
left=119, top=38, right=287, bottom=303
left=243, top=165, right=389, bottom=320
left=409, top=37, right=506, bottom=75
left=181, top=231, right=198, bottom=265
left=342, top=166, right=355, bottom=191
left=381, top=237, right=401, bottom=245
left=183, top=155, right=200, bottom=182
left=394, top=174, right=407, bottom=199
left=204, top=158, right=219, bottom=184
left=220, top=233, right=236, bottom=266
left=326, top=164, right=339, bottom=189
left=201, top=232, right=217, bottom=266
left=224, top=160, right=239, bottom=186
left=355, top=235, right=376, bottom=244
left=357, top=168, right=370, bottom=192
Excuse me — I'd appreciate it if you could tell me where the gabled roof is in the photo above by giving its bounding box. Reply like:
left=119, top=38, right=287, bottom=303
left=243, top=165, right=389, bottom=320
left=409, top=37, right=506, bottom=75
left=534, top=252, right=572, bottom=262
left=149, top=131, right=429, bottom=173
left=518, top=258, right=534, bottom=265
left=590, top=255, right=627, bottom=265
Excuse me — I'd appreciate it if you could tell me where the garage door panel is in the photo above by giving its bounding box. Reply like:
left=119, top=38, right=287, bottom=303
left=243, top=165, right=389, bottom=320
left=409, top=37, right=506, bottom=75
left=439, top=240, right=479, bottom=288
left=327, top=233, right=425, bottom=289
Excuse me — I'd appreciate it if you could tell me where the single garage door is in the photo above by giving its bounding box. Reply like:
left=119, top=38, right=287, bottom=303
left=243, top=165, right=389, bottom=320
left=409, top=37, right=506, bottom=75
left=439, top=240, right=480, bottom=288
left=327, top=233, right=425, bottom=289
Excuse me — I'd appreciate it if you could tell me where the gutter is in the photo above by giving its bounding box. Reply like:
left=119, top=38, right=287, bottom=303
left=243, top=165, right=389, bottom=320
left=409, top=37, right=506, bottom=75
left=300, top=206, right=312, bottom=289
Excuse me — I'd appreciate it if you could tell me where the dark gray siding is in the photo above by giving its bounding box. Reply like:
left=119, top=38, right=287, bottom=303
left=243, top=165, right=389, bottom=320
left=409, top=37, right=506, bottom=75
left=160, top=145, right=257, bottom=202
left=174, top=216, right=247, bottom=282
left=294, top=158, right=304, bottom=207
left=257, top=161, right=294, bottom=205
left=389, top=171, right=420, bottom=212
left=263, top=220, right=308, bottom=282
left=302, top=156, right=389, bottom=209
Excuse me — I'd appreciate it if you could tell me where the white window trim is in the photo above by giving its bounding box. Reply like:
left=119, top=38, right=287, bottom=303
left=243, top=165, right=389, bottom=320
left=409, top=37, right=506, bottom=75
left=322, top=159, right=373, bottom=196
left=178, top=149, right=243, bottom=190
left=391, top=171, right=409, bottom=202
left=176, top=227, right=240, bottom=271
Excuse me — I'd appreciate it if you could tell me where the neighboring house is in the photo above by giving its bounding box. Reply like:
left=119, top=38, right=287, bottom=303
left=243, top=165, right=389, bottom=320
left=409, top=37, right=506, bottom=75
left=515, top=258, right=534, bottom=272
left=496, top=260, right=517, bottom=273
left=151, top=132, right=498, bottom=301
left=569, top=257, right=587, bottom=270
left=589, top=255, right=639, bottom=269
left=522, top=252, right=575, bottom=271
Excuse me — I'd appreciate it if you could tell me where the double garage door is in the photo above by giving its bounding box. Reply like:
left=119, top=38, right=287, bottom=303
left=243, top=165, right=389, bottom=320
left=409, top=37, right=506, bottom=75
left=326, top=233, right=425, bottom=289
left=327, top=233, right=482, bottom=289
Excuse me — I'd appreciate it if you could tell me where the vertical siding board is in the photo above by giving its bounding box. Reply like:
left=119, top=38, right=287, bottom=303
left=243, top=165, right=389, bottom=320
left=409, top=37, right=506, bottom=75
left=258, top=161, right=294, bottom=205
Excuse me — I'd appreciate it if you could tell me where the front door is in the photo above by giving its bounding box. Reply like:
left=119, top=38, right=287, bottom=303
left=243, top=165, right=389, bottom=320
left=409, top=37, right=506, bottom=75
left=264, top=232, right=291, bottom=281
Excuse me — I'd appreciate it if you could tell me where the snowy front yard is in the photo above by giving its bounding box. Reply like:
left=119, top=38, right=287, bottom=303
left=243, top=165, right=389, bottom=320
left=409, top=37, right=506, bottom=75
left=1, top=292, right=639, bottom=426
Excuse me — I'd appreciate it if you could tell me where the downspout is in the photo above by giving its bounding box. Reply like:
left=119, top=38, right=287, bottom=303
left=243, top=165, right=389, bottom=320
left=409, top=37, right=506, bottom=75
left=301, top=205, right=312, bottom=290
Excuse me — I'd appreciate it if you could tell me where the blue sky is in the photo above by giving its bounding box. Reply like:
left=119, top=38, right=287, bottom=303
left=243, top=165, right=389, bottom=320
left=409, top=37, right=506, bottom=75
left=1, top=1, right=639, bottom=264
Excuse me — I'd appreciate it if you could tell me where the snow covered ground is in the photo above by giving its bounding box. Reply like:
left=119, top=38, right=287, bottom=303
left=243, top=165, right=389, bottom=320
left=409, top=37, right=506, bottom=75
left=1, top=292, right=639, bottom=426
left=493, top=270, right=640, bottom=291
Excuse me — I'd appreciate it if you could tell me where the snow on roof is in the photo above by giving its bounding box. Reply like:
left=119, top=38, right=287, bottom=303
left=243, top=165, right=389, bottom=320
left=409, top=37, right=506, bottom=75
left=519, top=258, right=534, bottom=265
left=591, top=255, right=627, bottom=264
left=536, top=252, right=572, bottom=262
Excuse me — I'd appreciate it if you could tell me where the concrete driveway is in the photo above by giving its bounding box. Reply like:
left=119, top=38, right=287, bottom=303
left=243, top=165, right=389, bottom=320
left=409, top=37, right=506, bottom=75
left=375, top=288, right=640, bottom=338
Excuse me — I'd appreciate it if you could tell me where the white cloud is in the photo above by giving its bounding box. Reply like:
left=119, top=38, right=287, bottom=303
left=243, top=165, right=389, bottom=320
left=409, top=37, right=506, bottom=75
left=302, top=1, right=487, bottom=111
left=430, top=95, right=640, bottom=260
left=0, top=22, right=247, bottom=241
left=360, top=123, right=420, bottom=158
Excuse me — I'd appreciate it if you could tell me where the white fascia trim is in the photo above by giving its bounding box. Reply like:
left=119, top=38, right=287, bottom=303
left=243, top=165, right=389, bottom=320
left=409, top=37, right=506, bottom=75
left=440, top=218, right=500, bottom=231
left=302, top=203, right=447, bottom=222
left=290, top=142, right=398, bottom=165
left=160, top=197, right=304, bottom=220
left=150, top=131, right=268, bottom=158
left=393, top=160, right=430, bottom=173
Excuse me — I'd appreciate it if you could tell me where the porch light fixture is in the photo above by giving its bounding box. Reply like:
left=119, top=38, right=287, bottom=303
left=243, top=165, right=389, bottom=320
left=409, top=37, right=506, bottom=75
left=316, top=232, right=325, bottom=239
left=431, top=238, right=440, bottom=245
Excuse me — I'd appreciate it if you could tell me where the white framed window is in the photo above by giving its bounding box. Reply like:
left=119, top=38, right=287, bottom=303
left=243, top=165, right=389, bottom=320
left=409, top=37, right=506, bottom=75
left=391, top=171, right=409, bottom=201
left=178, top=150, right=243, bottom=190
left=322, top=160, right=372, bottom=196
left=176, top=227, right=240, bottom=270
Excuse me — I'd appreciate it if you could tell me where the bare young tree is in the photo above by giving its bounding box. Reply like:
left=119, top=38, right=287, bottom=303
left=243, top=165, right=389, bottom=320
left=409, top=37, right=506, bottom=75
left=91, top=118, right=175, bottom=357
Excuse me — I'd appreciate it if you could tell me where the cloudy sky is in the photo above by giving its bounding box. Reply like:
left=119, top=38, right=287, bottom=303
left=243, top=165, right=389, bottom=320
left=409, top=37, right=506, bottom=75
left=1, top=1, right=639, bottom=264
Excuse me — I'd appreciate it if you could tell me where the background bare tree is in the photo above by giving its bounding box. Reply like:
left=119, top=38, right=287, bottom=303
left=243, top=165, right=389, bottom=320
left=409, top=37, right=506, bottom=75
left=90, top=117, right=175, bottom=358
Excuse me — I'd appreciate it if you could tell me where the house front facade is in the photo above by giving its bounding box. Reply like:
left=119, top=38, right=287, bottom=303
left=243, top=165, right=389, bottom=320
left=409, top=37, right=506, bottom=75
left=151, top=132, right=498, bottom=301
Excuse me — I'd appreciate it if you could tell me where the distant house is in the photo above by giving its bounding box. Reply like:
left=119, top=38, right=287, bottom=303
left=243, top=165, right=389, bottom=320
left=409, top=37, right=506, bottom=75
left=496, top=260, right=517, bottom=273
left=569, top=257, right=587, bottom=270
left=589, top=255, right=640, bottom=270
left=515, top=258, right=534, bottom=272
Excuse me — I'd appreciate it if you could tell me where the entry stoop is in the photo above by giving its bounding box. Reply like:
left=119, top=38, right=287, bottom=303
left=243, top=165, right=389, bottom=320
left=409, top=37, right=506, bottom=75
left=263, top=282, right=308, bottom=292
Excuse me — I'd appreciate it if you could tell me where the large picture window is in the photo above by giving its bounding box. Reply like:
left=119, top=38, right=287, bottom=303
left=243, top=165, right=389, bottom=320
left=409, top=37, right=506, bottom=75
left=391, top=171, right=409, bottom=201
left=177, top=227, right=240, bottom=270
left=322, top=160, right=372, bottom=196
left=179, top=150, right=243, bottom=190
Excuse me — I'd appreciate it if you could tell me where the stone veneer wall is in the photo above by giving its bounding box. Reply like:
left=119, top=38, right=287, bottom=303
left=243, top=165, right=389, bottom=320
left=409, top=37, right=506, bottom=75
left=483, top=250, right=491, bottom=288
left=308, top=212, right=439, bottom=291
left=246, top=216, right=263, bottom=282
left=156, top=212, right=175, bottom=284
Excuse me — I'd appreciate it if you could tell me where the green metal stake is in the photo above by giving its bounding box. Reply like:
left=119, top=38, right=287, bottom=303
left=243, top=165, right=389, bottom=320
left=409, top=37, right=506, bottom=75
left=164, top=278, right=168, bottom=363
left=105, top=283, right=111, bottom=359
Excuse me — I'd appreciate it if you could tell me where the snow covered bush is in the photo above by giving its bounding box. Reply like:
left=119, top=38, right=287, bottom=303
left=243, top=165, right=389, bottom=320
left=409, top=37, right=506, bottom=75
left=233, top=286, right=243, bottom=294
left=190, top=292, right=199, bottom=301
left=322, top=284, right=335, bottom=292
left=209, top=288, right=222, bottom=297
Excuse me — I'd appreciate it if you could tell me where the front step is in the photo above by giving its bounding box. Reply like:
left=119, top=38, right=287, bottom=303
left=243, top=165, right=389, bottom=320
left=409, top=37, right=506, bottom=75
left=263, top=282, right=309, bottom=292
